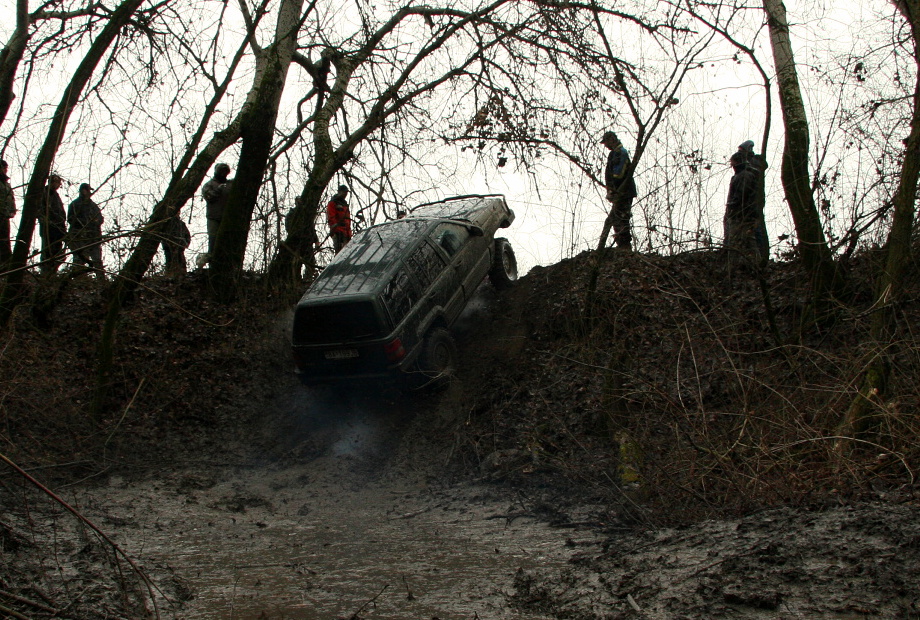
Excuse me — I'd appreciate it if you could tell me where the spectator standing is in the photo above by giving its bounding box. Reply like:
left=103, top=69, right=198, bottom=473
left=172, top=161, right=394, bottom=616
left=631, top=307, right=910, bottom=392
left=67, top=183, right=105, bottom=279
left=162, top=214, right=191, bottom=277
left=724, top=151, right=760, bottom=266
left=601, top=131, right=638, bottom=251
left=326, top=184, right=352, bottom=254
left=737, top=139, right=770, bottom=263
left=199, top=163, right=232, bottom=267
left=0, top=159, right=17, bottom=265
left=40, top=174, right=67, bottom=274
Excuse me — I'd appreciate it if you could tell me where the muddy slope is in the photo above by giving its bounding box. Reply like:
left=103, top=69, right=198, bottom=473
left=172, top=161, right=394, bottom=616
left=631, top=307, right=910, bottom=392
left=2, top=249, right=920, bottom=618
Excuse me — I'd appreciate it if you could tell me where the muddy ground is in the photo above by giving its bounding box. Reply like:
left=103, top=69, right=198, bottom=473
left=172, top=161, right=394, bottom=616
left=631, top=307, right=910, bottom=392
left=3, top=251, right=920, bottom=618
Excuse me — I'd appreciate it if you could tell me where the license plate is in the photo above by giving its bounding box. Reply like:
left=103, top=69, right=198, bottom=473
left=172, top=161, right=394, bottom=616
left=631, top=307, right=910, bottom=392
left=324, top=348, right=359, bottom=360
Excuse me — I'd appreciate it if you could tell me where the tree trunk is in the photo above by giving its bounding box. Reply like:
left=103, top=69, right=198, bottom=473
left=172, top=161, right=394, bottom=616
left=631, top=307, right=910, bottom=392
left=0, top=0, right=28, bottom=125
left=836, top=0, right=920, bottom=447
left=762, top=0, right=845, bottom=309
left=0, top=0, right=146, bottom=328
left=267, top=51, right=359, bottom=289
left=89, top=118, right=243, bottom=420
left=208, top=0, right=303, bottom=303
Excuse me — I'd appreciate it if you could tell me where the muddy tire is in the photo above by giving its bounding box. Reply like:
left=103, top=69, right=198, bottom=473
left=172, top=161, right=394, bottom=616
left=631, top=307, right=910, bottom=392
left=489, top=238, right=518, bottom=290
left=415, top=327, right=457, bottom=391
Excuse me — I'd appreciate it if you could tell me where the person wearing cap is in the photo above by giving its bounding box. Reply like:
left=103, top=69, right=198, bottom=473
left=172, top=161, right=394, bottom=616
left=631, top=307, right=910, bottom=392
left=326, top=184, right=352, bottom=254
left=67, top=182, right=105, bottom=279
left=40, top=174, right=67, bottom=274
left=724, top=150, right=759, bottom=266
left=199, top=162, right=232, bottom=267
left=601, top=131, right=638, bottom=251
left=0, top=159, right=16, bottom=265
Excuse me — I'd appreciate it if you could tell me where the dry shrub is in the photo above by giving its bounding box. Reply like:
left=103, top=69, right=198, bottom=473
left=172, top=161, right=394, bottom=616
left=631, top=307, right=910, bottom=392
left=459, top=249, right=920, bottom=525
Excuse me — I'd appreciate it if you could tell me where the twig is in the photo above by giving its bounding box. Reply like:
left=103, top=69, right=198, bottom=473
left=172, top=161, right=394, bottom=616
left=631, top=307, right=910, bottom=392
left=401, top=575, right=415, bottom=601
left=0, top=589, right=58, bottom=614
left=771, top=436, right=915, bottom=483
left=627, top=593, right=642, bottom=612
left=0, top=601, right=32, bottom=619
left=0, top=451, right=163, bottom=618
left=105, top=377, right=146, bottom=448
left=348, top=584, right=389, bottom=619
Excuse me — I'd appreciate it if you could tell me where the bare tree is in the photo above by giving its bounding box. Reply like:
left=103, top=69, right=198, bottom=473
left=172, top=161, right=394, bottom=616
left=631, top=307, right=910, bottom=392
left=762, top=0, right=846, bottom=308
left=0, top=0, right=148, bottom=327
left=0, top=1, right=102, bottom=126
left=266, top=0, right=518, bottom=288
left=207, top=0, right=308, bottom=302
left=837, top=0, right=920, bottom=446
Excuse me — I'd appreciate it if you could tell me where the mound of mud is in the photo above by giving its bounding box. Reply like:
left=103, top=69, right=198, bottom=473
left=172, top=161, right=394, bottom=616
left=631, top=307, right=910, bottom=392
left=514, top=502, right=920, bottom=618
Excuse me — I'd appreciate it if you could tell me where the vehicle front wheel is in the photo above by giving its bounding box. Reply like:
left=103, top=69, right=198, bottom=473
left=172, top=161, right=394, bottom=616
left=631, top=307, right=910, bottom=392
left=414, top=327, right=457, bottom=390
left=489, top=237, right=518, bottom=290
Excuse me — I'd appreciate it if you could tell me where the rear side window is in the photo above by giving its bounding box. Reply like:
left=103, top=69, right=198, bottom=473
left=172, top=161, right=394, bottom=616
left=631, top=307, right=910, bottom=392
left=431, top=223, right=469, bottom=256
left=406, top=242, right=445, bottom=291
left=293, top=301, right=386, bottom=344
left=383, top=271, right=418, bottom=325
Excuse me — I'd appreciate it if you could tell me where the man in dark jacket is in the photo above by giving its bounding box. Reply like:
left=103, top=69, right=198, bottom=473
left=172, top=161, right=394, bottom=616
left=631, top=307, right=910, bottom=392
left=199, top=162, right=231, bottom=267
left=40, top=174, right=67, bottom=274
left=724, top=151, right=759, bottom=265
left=67, top=183, right=105, bottom=279
left=326, top=184, right=351, bottom=254
left=602, top=131, right=638, bottom=251
left=737, top=140, right=769, bottom=263
left=0, top=159, right=16, bottom=265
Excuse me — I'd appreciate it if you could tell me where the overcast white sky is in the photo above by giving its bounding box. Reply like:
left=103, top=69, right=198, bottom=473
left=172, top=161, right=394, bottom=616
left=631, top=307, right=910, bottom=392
left=0, top=0, right=903, bottom=275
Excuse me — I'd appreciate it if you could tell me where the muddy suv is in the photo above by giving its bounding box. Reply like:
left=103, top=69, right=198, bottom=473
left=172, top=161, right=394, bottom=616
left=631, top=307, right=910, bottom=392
left=292, top=194, right=517, bottom=388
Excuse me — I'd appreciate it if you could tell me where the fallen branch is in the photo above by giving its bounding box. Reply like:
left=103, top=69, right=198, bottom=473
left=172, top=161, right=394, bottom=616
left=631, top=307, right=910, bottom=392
left=0, top=451, right=163, bottom=618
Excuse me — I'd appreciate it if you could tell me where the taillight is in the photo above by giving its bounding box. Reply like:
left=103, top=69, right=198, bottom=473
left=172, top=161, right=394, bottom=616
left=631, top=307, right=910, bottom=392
left=292, top=349, right=305, bottom=370
left=384, top=338, right=406, bottom=362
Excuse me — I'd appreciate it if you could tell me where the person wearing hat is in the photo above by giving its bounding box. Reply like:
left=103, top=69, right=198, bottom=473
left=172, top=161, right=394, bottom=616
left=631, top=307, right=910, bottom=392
left=199, top=162, right=232, bottom=267
left=67, top=182, right=105, bottom=279
left=0, top=159, right=16, bottom=265
left=601, top=130, right=638, bottom=251
left=326, top=184, right=352, bottom=254
left=724, top=150, right=759, bottom=266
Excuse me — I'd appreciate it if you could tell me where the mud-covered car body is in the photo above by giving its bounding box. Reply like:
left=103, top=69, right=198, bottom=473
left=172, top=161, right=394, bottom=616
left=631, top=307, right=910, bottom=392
left=292, top=194, right=517, bottom=386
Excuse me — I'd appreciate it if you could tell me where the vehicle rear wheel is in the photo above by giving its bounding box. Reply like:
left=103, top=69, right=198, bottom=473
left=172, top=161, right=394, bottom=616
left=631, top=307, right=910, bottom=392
left=415, top=327, right=457, bottom=390
left=489, top=238, right=518, bottom=290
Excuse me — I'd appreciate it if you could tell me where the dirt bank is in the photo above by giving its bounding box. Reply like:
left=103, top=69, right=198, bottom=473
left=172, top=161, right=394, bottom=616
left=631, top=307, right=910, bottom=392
left=2, top=250, right=920, bottom=618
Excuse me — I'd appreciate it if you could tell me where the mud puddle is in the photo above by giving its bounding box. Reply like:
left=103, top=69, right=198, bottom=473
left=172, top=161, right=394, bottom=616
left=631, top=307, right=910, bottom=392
left=64, top=389, right=602, bottom=619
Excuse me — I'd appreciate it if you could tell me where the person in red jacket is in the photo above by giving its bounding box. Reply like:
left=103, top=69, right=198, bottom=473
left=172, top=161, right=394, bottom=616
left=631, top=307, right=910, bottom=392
left=326, top=184, right=351, bottom=253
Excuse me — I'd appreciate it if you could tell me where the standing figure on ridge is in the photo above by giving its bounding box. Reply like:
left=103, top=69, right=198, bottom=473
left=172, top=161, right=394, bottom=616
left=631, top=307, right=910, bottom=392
left=40, top=174, right=67, bottom=274
left=723, top=151, right=759, bottom=268
left=326, top=184, right=352, bottom=254
left=199, top=162, right=232, bottom=267
left=67, top=183, right=105, bottom=279
left=0, top=159, right=17, bottom=266
left=162, top=214, right=191, bottom=277
left=601, top=131, right=638, bottom=251
left=736, top=139, right=769, bottom=263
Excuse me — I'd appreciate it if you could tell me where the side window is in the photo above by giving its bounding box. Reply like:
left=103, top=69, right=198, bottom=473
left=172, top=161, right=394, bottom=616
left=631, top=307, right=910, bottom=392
left=383, top=271, right=417, bottom=325
left=406, top=242, right=445, bottom=291
left=431, top=223, right=469, bottom=257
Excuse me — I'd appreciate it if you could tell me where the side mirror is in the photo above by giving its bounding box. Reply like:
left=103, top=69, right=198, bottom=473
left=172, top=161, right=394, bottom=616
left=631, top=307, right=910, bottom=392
left=467, top=225, right=484, bottom=237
